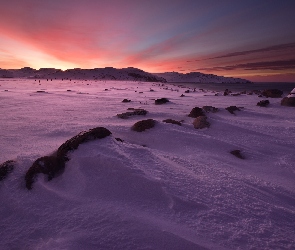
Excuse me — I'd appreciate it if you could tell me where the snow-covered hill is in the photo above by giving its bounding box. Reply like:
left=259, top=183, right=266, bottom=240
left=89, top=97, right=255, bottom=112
left=1, top=67, right=251, bottom=83
left=154, top=72, right=251, bottom=83
left=1, top=67, right=167, bottom=82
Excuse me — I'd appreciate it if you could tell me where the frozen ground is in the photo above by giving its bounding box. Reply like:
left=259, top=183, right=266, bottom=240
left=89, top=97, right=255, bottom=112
left=0, top=79, right=295, bottom=249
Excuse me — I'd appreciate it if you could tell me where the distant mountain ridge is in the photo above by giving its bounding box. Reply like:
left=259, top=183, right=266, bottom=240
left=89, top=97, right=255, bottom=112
left=0, top=67, right=251, bottom=83
left=153, top=72, right=250, bottom=83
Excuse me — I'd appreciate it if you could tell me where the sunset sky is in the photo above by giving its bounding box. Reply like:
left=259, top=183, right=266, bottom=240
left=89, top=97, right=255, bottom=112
left=0, top=0, right=294, bottom=82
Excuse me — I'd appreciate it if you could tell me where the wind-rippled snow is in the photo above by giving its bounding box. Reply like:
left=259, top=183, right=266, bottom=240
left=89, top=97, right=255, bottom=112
left=0, top=79, right=294, bottom=249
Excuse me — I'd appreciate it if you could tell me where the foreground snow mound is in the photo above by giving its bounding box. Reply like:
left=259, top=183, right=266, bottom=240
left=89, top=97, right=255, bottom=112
left=1, top=132, right=295, bottom=249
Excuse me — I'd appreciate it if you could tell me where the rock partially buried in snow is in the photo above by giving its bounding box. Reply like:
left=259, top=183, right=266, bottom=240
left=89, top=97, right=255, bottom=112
left=155, top=98, right=169, bottom=105
left=132, top=119, right=156, bottom=132
left=56, top=127, right=112, bottom=162
left=117, top=109, right=148, bottom=119
left=163, top=119, right=182, bottom=126
left=25, top=156, right=60, bottom=190
left=262, top=89, right=283, bottom=98
left=192, top=116, right=210, bottom=129
left=257, top=100, right=270, bottom=107
left=202, top=106, right=218, bottom=113
left=122, top=99, right=131, bottom=103
left=226, top=106, right=241, bottom=114
left=287, top=88, right=295, bottom=98
left=281, top=88, right=295, bottom=107
left=188, top=107, right=205, bottom=118
left=25, top=127, right=112, bottom=190
left=0, top=160, right=15, bottom=181
left=230, top=150, right=245, bottom=159
left=281, top=97, right=295, bottom=107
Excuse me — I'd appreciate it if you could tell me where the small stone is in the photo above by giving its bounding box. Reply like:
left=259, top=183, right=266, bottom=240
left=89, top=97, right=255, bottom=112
left=230, top=150, right=244, bottom=159
left=163, top=119, right=181, bottom=126
left=257, top=100, right=270, bottom=107
left=122, top=99, right=131, bottom=103
left=226, top=106, right=241, bottom=114
left=155, top=98, right=169, bottom=105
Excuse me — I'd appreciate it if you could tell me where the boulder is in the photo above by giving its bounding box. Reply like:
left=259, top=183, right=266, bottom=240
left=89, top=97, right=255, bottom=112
left=230, top=150, right=244, bottom=159
left=226, top=106, right=241, bottom=114
left=0, top=160, right=15, bottom=181
left=257, top=100, right=270, bottom=107
left=192, top=116, right=210, bottom=129
left=262, top=89, right=283, bottom=98
left=132, top=119, right=156, bottom=132
left=25, top=156, right=60, bottom=189
left=188, top=107, right=205, bottom=118
left=25, top=127, right=112, bottom=190
left=202, top=106, right=218, bottom=113
left=57, top=127, right=112, bottom=162
left=163, top=119, right=181, bottom=126
left=281, top=97, right=295, bottom=107
left=155, top=98, right=169, bottom=105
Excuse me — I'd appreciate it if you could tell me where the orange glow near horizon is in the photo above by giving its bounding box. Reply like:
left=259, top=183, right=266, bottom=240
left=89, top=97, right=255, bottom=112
left=0, top=1, right=295, bottom=82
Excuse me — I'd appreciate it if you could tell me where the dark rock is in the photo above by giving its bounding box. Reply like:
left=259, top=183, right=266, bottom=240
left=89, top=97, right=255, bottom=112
left=117, top=109, right=148, bottom=119
left=132, top=119, right=156, bottom=132
left=155, top=98, right=169, bottom=105
left=202, top=106, right=219, bottom=113
left=25, top=156, right=60, bottom=190
left=192, top=116, right=210, bottom=129
left=262, top=89, right=283, bottom=98
left=188, top=107, right=205, bottom=118
left=185, top=90, right=190, bottom=93
left=25, top=127, right=111, bottom=189
left=224, top=89, right=231, bottom=96
left=281, top=97, right=295, bottom=107
left=163, top=119, right=181, bottom=126
left=122, top=99, right=131, bottom=103
left=257, top=100, right=270, bottom=107
left=226, top=106, right=241, bottom=114
left=56, top=127, right=112, bottom=162
left=115, top=138, right=124, bottom=142
left=180, top=94, right=185, bottom=97
left=230, top=150, right=244, bottom=159
left=0, top=160, right=15, bottom=181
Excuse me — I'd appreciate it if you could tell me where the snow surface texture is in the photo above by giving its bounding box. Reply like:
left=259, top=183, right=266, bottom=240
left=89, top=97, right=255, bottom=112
left=0, top=79, right=295, bottom=250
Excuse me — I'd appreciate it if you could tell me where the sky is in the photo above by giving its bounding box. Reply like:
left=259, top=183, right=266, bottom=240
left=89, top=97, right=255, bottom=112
left=0, top=0, right=295, bottom=82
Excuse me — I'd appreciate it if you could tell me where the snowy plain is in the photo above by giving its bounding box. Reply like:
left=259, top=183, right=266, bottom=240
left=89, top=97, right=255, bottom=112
left=0, top=79, right=295, bottom=250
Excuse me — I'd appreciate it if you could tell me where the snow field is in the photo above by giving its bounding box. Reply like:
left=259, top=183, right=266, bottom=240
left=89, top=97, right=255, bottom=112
left=0, top=79, right=295, bottom=249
